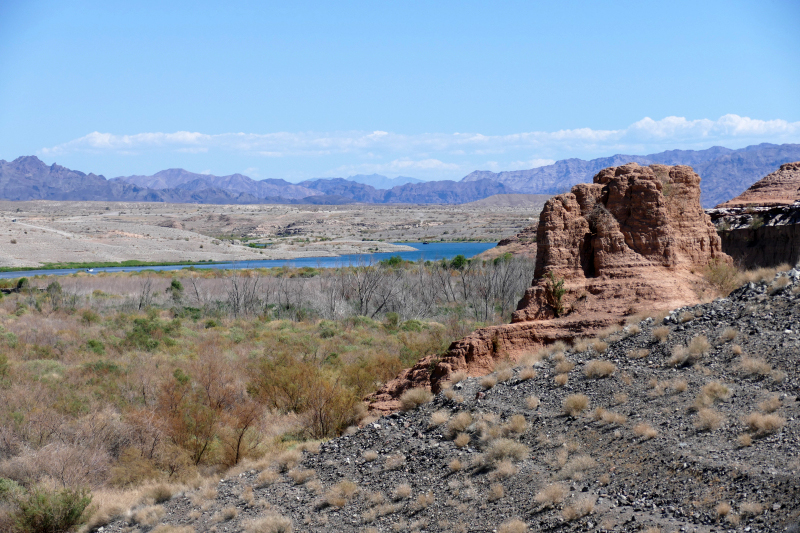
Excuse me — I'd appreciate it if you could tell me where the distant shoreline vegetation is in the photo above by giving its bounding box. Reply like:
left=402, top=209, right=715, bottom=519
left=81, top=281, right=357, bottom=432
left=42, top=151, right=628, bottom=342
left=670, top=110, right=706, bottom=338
left=0, top=259, right=220, bottom=273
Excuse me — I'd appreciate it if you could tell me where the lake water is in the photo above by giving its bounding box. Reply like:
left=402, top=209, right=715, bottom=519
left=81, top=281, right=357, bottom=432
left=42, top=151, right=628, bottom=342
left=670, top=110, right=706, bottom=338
left=0, top=242, right=497, bottom=279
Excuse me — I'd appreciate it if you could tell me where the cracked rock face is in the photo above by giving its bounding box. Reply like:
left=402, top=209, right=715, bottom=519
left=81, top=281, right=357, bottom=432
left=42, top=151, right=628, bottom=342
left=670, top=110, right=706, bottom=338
left=372, top=164, right=729, bottom=411
left=716, top=162, right=800, bottom=208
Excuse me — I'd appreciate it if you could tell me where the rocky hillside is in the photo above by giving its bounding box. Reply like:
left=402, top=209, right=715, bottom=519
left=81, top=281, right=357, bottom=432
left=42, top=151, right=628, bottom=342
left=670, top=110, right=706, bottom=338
left=462, top=143, right=800, bottom=208
left=372, top=163, right=728, bottom=411
left=101, top=271, right=800, bottom=532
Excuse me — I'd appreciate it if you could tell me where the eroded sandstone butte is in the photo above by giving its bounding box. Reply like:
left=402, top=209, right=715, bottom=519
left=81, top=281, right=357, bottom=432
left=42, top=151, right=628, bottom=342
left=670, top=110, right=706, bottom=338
left=709, top=161, right=800, bottom=268
left=716, top=162, right=800, bottom=208
left=370, top=163, right=729, bottom=412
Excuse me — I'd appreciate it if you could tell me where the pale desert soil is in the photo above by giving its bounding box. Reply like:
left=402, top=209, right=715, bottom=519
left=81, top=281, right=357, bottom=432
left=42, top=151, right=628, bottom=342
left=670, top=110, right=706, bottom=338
left=0, top=199, right=546, bottom=267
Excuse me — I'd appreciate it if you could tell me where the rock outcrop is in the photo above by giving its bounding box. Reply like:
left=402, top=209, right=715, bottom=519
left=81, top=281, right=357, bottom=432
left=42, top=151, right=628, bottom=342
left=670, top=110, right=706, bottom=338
left=708, top=162, right=800, bottom=268
left=371, top=163, right=729, bottom=412
left=716, top=161, right=800, bottom=208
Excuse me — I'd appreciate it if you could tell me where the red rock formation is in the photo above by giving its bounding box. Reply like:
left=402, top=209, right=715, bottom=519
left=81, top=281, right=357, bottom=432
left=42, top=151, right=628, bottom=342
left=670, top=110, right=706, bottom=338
left=369, top=163, right=730, bottom=412
left=716, top=162, right=800, bottom=208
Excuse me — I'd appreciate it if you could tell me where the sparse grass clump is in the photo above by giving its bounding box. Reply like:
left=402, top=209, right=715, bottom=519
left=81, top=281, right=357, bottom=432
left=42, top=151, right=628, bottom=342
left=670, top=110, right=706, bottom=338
left=554, top=373, right=569, bottom=387
left=495, top=363, right=514, bottom=383
left=525, top=395, right=540, bottom=410
left=593, top=407, right=627, bottom=426
left=591, top=339, right=608, bottom=353
left=563, top=394, right=589, bottom=417
left=554, top=360, right=574, bottom=374
left=652, top=326, right=670, bottom=342
left=518, top=366, right=537, bottom=381
left=562, top=495, right=596, bottom=521
left=400, top=387, right=433, bottom=411
left=454, top=433, right=471, bottom=448
left=384, top=454, right=406, bottom=471
left=497, top=518, right=527, bottom=533
left=480, top=375, right=498, bottom=390
left=695, top=408, right=724, bottom=431
left=758, top=395, right=781, bottom=413
left=744, top=412, right=785, bottom=436
left=533, top=483, right=567, bottom=508
left=324, top=480, right=358, bottom=508
left=702, top=381, right=731, bottom=402
left=719, top=328, right=738, bottom=342
left=584, top=360, right=616, bottom=378
left=362, top=450, right=379, bottom=462
left=486, top=438, right=529, bottom=463
left=738, top=356, right=772, bottom=377
left=502, top=414, right=528, bottom=436
left=634, top=423, right=658, bottom=440
left=557, top=455, right=596, bottom=481
left=429, top=409, right=450, bottom=427
left=392, top=483, right=413, bottom=501
left=447, top=411, right=473, bottom=436
left=245, top=514, right=293, bottom=533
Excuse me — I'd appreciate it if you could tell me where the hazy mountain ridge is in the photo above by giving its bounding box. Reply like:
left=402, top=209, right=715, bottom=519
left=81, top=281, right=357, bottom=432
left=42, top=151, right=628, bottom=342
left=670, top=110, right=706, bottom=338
left=462, top=143, right=800, bottom=207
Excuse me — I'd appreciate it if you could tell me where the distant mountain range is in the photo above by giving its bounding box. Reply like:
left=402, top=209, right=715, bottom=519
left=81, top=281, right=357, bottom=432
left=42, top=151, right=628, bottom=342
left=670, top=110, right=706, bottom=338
left=2, top=143, right=799, bottom=206
left=462, top=143, right=800, bottom=208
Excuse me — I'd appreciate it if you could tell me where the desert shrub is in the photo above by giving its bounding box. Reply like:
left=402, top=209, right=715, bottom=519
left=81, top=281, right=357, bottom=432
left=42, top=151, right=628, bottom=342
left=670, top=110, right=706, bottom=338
left=591, top=339, right=608, bottom=353
left=448, top=458, right=463, bottom=472
left=633, top=423, right=658, bottom=440
left=744, top=413, right=785, bottom=436
left=554, top=360, right=574, bottom=374
left=287, top=468, right=315, bottom=485
left=740, top=502, right=763, bottom=517
left=384, top=454, right=405, bottom=471
left=704, top=259, right=741, bottom=295
left=738, top=356, right=772, bottom=377
left=392, top=483, right=412, bottom=500
left=429, top=409, right=450, bottom=427
left=557, top=455, right=596, bottom=480
left=688, top=335, right=711, bottom=357
left=719, top=328, right=738, bottom=342
left=480, top=375, right=497, bottom=390
left=584, top=360, right=615, bottom=378
left=518, top=366, right=536, bottom=381
left=554, top=373, right=569, bottom=387
left=495, top=363, right=514, bottom=383
left=702, top=382, right=731, bottom=402
left=11, top=485, right=92, bottom=533
left=544, top=271, right=567, bottom=317
left=502, top=414, right=527, bottom=436
left=563, top=394, right=589, bottom=417
left=245, top=514, right=293, bottom=533
left=652, top=326, right=670, bottom=342
left=525, top=396, right=540, bottom=410
left=324, top=480, right=358, bottom=508
left=758, top=396, right=781, bottom=413
left=399, top=387, right=433, bottom=412
left=594, top=408, right=626, bottom=426
left=533, top=483, right=567, bottom=508
left=695, top=408, right=724, bottom=431
left=447, top=412, right=473, bottom=435
left=486, top=439, right=529, bottom=463
left=497, top=518, right=527, bottom=533
left=447, top=370, right=468, bottom=385
left=454, top=433, right=470, bottom=448
left=562, top=495, right=596, bottom=521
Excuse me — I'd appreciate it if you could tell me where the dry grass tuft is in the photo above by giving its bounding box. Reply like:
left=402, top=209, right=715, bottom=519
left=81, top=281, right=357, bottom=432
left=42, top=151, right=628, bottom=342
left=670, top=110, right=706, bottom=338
left=679, top=311, right=694, bottom=323
left=557, top=455, right=596, bottom=480
left=362, top=450, right=379, bottom=462
left=448, top=370, right=468, bottom=385
left=689, top=335, right=711, bottom=356
left=758, top=395, right=781, bottom=413
left=449, top=458, right=463, bottom=472
left=275, top=449, right=302, bottom=472
left=447, top=411, right=473, bottom=436
left=257, top=469, right=280, bottom=487
left=244, top=514, right=293, bottom=533
left=627, top=348, right=650, bottom=359
left=744, top=412, right=785, bottom=436
left=486, top=438, right=529, bottom=464
left=731, top=344, right=743, bottom=355
left=151, top=526, right=195, bottom=533
left=325, top=480, right=358, bottom=508
left=584, top=360, right=616, bottom=378
left=702, top=381, right=731, bottom=402
left=594, top=408, right=627, bottom=426
left=695, top=408, right=724, bottom=431
left=572, top=338, right=590, bottom=352
left=487, top=483, right=505, bottom=502
left=525, top=395, right=540, bottom=410
left=429, top=409, right=450, bottom=427
left=652, top=326, right=670, bottom=342
left=738, top=356, right=772, bottom=377
left=400, top=387, right=433, bottom=411
left=591, top=339, right=609, bottom=353
left=454, top=432, right=471, bottom=448
left=384, top=454, right=406, bottom=471
left=490, top=460, right=518, bottom=480
left=443, top=388, right=464, bottom=403
left=554, top=373, right=569, bottom=387
left=563, top=394, right=589, bottom=417
left=737, top=433, right=753, bottom=447
left=497, top=518, right=527, bottom=533
left=130, top=505, right=166, bottom=527
left=719, top=328, right=738, bottom=342
left=502, top=414, right=528, bottom=436
left=612, top=392, right=629, bottom=405
left=518, top=366, right=537, bottom=381
left=533, top=483, right=567, bottom=508
left=495, top=363, right=514, bottom=383
left=740, top=501, right=763, bottom=517
left=287, top=468, right=316, bottom=485
left=392, top=483, right=413, bottom=500
left=633, top=423, right=658, bottom=440
left=480, top=375, right=498, bottom=390
left=562, top=495, right=596, bottom=521
left=716, top=502, right=732, bottom=518
left=554, top=360, right=575, bottom=374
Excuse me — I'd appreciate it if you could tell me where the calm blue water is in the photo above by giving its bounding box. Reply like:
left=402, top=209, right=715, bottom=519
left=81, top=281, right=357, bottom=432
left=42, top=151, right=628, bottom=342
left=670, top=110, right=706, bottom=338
left=0, top=242, right=496, bottom=279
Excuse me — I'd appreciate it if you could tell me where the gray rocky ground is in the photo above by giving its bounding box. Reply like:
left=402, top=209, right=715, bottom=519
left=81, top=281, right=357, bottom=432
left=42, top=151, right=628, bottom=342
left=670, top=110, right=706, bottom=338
left=101, top=272, right=800, bottom=533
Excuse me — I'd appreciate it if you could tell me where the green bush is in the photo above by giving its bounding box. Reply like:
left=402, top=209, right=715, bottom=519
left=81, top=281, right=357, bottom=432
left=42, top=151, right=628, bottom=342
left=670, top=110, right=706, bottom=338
left=12, top=485, right=92, bottom=533
left=86, top=339, right=105, bottom=355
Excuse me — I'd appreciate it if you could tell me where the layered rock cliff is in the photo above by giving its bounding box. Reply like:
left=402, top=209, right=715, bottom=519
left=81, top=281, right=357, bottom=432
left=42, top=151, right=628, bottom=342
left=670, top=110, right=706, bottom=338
left=709, top=162, right=800, bottom=268
left=371, top=163, right=729, bottom=411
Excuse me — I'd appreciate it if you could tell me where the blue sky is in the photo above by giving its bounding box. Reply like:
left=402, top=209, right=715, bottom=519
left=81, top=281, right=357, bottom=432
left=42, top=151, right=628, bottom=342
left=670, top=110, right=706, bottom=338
left=1, top=0, right=798, bottom=182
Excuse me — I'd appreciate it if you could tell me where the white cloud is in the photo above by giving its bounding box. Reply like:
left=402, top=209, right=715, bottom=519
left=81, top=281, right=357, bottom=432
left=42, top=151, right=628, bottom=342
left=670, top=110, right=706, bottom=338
left=39, top=115, right=800, bottom=178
